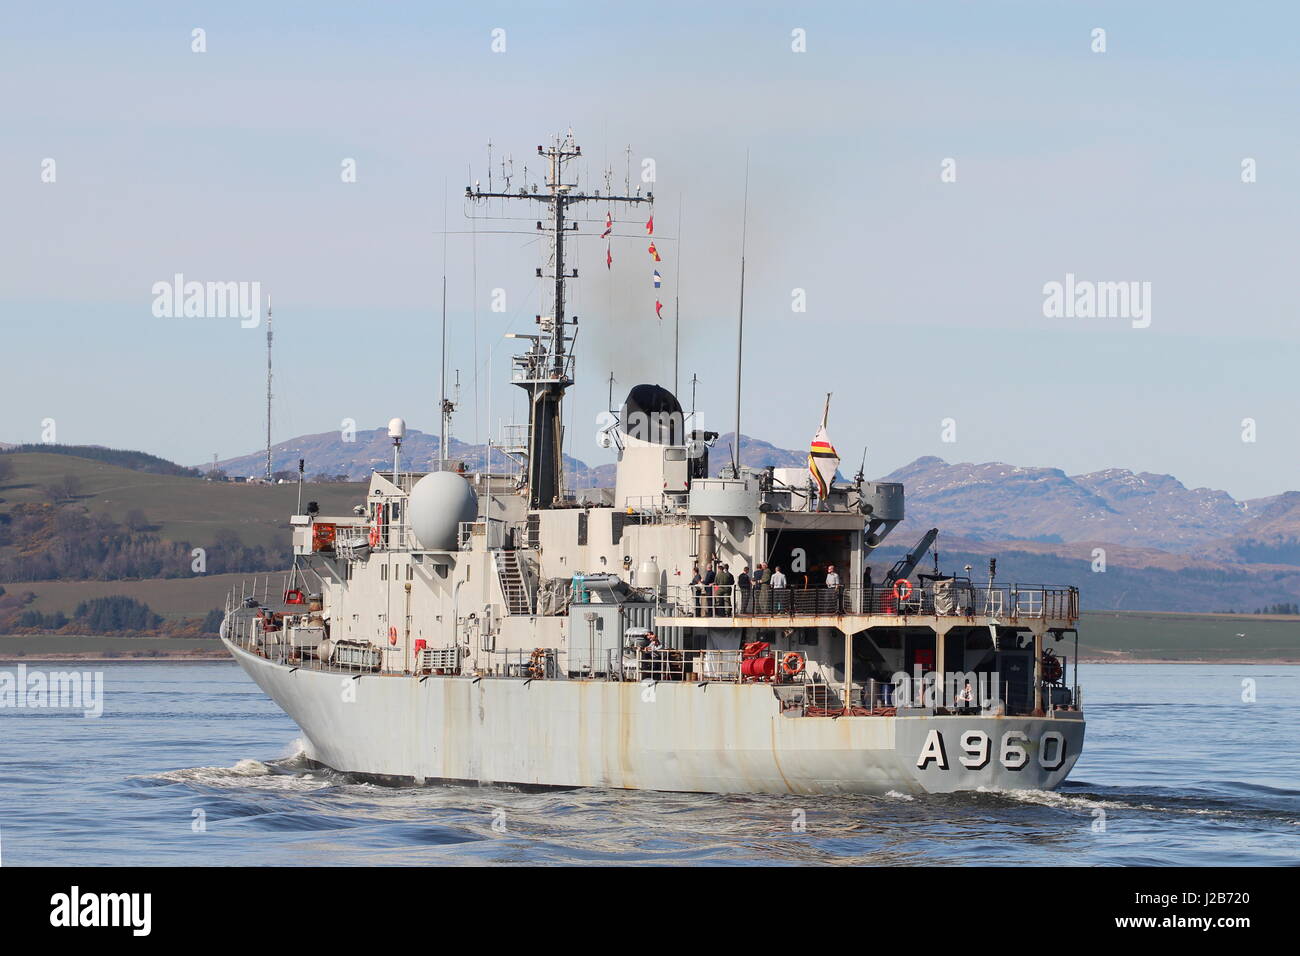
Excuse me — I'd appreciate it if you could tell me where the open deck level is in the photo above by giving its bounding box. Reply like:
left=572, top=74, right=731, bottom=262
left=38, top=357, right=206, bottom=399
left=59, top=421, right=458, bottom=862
left=654, top=582, right=1080, bottom=633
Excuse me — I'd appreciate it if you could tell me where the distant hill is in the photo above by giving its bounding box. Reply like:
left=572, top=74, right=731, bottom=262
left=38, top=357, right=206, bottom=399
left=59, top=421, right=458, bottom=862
left=2, top=444, right=200, bottom=478
left=0, top=452, right=364, bottom=553
left=1204, top=492, right=1300, bottom=565
left=876, top=456, right=1300, bottom=564
left=867, top=537, right=1300, bottom=614
left=209, top=427, right=607, bottom=487
left=210, top=427, right=825, bottom=488
left=211, top=430, right=1300, bottom=566
left=7, top=430, right=1300, bottom=615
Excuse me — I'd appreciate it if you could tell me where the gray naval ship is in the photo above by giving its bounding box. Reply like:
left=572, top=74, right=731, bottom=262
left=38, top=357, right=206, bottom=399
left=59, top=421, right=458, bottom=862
left=222, top=132, right=1085, bottom=796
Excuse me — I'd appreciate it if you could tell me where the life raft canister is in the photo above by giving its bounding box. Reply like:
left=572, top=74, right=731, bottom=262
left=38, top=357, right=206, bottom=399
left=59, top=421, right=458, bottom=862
left=781, top=652, right=805, bottom=676
left=893, top=579, right=913, bottom=602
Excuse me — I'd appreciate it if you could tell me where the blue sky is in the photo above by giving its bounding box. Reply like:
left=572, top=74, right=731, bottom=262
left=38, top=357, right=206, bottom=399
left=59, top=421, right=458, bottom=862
left=2, top=1, right=1297, bottom=498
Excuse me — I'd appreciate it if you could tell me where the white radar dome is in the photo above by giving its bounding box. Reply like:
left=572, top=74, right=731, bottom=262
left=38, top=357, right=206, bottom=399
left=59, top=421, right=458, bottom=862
left=407, top=471, right=478, bottom=550
left=388, top=417, right=407, bottom=439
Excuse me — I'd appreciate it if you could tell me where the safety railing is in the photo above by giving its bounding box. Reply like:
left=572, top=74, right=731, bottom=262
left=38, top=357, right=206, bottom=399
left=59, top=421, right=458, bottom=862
left=417, top=645, right=462, bottom=674
left=511, top=347, right=575, bottom=385
left=556, top=645, right=813, bottom=684
left=657, top=583, right=1079, bottom=621
left=621, top=494, right=689, bottom=517
left=626, top=646, right=811, bottom=684
left=223, top=606, right=389, bottom=674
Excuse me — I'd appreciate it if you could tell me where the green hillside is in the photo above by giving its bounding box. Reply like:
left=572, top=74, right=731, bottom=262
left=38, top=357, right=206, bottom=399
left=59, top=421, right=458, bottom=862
left=1078, top=611, right=1300, bottom=661
left=1, top=443, right=201, bottom=477
left=0, top=452, right=365, bottom=551
left=7, top=573, right=259, bottom=621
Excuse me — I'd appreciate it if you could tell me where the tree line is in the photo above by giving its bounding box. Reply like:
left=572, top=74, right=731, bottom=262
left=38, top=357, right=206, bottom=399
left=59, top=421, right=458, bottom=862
left=0, top=503, right=286, bottom=581
left=2, top=590, right=224, bottom=637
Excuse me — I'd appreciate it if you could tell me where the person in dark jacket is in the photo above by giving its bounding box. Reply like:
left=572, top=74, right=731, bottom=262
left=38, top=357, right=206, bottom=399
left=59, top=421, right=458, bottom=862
left=702, top=562, right=717, bottom=617
left=738, top=566, right=753, bottom=614
left=755, top=563, right=772, bottom=613
left=714, top=563, right=734, bottom=617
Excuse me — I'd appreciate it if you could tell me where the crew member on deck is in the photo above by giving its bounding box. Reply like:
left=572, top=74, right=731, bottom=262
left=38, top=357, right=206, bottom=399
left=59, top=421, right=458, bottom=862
left=824, top=564, right=841, bottom=614
left=715, top=563, right=734, bottom=616
left=771, top=565, right=788, bottom=612
left=955, top=679, right=976, bottom=713
left=756, top=563, right=771, bottom=613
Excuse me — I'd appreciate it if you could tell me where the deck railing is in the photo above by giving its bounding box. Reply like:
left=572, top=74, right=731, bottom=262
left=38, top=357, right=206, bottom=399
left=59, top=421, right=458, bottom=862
left=657, top=583, right=1079, bottom=621
left=223, top=607, right=1079, bottom=717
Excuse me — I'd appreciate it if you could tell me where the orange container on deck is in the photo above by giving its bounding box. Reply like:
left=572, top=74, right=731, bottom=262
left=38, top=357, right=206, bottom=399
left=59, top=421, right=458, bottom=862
left=312, top=522, right=336, bottom=551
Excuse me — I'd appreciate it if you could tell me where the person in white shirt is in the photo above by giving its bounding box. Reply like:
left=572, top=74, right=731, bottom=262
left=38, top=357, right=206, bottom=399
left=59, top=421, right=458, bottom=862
left=824, top=564, right=842, bottom=612
left=955, top=679, right=976, bottom=713
left=770, top=566, right=788, bottom=611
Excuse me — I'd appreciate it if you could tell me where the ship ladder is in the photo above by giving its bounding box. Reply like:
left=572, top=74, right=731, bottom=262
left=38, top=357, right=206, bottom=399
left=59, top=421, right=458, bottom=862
left=494, top=550, right=533, bottom=616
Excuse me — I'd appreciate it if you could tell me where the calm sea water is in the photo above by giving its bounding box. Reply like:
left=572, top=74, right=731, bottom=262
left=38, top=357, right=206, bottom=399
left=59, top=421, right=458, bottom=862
left=1, top=661, right=1296, bottom=866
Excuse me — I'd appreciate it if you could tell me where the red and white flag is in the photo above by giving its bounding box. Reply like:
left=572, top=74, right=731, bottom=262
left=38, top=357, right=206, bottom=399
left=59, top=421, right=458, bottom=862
left=647, top=240, right=661, bottom=262
left=606, top=244, right=612, bottom=270
left=655, top=299, right=664, bottom=320
left=601, top=212, right=612, bottom=238
left=645, top=214, right=654, bottom=235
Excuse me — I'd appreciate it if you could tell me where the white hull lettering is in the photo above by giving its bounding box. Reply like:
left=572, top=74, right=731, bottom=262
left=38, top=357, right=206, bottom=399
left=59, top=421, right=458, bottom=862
left=1039, top=731, right=1066, bottom=771
left=917, top=729, right=1067, bottom=772
left=959, top=730, right=991, bottom=769
left=916, top=729, right=948, bottom=769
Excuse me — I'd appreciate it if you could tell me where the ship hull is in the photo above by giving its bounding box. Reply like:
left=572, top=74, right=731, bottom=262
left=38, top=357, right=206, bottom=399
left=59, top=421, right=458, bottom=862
left=226, top=640, right=1084, bottom=795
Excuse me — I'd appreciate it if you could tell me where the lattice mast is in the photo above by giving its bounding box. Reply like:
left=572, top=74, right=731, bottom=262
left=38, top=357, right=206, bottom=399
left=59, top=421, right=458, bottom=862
left=466, top=131, right=652, bottom=509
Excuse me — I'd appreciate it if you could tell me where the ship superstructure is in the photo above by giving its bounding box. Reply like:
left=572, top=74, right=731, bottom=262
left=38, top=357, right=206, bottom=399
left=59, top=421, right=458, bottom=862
left=222, top=133, right=1085, bottom=795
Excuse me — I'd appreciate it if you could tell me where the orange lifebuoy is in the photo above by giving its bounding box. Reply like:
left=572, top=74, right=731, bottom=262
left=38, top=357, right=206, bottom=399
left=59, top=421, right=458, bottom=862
left=893, top=579, right=913, bottom=602
left=781, top=652, right=805, bottom=676
left=369, top=525, right=381, bottom=549
left=388, top=626, right=398, bottom=646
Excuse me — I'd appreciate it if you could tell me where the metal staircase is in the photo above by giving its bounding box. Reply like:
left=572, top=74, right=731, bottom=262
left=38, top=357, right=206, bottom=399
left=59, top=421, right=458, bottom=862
left=494, top=550, right=533, bottom=615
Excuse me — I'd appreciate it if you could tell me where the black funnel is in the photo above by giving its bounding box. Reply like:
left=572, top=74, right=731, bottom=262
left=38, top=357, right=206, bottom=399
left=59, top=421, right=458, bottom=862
left=621, top=384, right=686, bottom=445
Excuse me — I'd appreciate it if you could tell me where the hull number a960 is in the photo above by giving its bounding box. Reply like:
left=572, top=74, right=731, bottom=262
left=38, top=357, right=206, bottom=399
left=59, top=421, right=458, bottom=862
left=916, top=729, right=1067, bottom=771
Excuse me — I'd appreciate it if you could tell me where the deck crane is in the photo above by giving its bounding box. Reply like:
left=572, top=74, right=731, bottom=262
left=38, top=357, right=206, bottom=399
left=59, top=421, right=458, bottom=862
left=884, top=528, right=939, bottom=584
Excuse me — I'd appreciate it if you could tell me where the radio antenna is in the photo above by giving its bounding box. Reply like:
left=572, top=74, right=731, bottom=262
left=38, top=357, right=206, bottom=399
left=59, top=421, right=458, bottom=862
left=438, top=184, right=454, bottom=469
left=733, top=151, right=749, bottom=472
left=265, top=294, right=273, bottom=482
